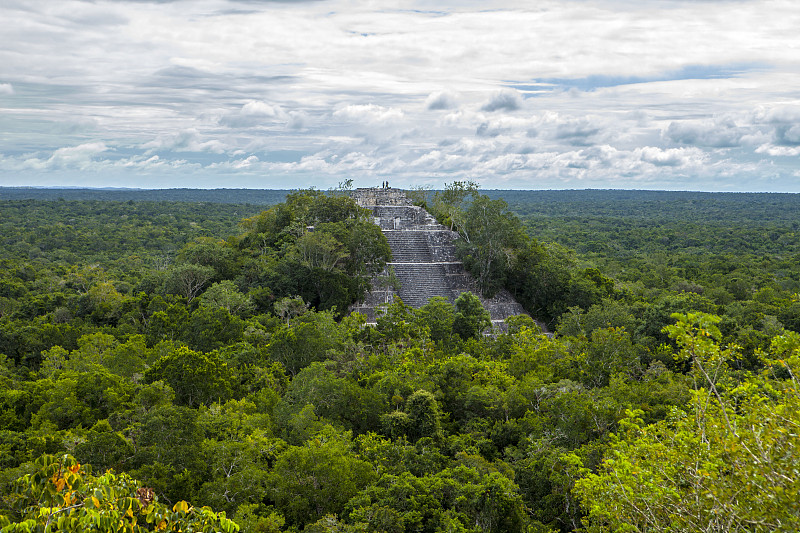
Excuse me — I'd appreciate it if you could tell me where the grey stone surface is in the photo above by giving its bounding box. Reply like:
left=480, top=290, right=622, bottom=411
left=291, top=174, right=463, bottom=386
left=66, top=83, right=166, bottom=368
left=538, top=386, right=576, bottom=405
left=350, top=187, right=528, bottom=326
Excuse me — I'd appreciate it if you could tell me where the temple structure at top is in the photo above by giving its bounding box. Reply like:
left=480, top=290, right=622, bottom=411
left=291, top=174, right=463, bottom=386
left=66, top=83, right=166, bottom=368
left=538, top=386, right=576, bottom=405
left=349, top=186, right=528, bottom=327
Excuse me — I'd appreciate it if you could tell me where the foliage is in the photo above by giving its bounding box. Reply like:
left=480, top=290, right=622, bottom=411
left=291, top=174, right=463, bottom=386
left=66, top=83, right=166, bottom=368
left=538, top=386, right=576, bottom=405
left=0, top=453, right=238, bottom=532
left=145, top=345, right=234, bottom=407
left=573, top=313, right=800, bottom=532
left=267, top=309, right=342, bottom=376
left=200, top=280, right=254, bottom=316
left=344, top=465, right=531, bottom=533
left=403, top=390, right=442, bottom=442
left=3, top=189, right=800, bottom=533
left=452, top=292, right=492, bottom=340
left=431, top=184, right=604, bottom=324
left=458, top=195, right=526, bottom=296
left=236, top=189, right=391, bottom=315
left=268, top=431, right=376, bottom=528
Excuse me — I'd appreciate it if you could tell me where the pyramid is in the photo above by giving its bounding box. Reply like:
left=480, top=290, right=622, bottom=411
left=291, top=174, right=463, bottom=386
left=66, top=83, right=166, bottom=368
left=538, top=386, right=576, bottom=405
left=349, top=187, right=528, bottom=326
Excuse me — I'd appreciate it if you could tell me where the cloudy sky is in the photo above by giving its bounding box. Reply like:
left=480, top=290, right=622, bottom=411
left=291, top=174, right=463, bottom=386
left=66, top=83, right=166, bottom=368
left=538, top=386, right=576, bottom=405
left=1, top=0, right=800, bottom=191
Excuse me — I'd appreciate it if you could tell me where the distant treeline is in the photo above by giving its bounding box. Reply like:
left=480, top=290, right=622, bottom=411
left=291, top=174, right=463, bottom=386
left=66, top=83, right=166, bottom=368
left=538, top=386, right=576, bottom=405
left=5, top=187, right=800, bottom=222
left=0, top=187, right=290, bottom=204
left=482, top=188, right=800, bottom=226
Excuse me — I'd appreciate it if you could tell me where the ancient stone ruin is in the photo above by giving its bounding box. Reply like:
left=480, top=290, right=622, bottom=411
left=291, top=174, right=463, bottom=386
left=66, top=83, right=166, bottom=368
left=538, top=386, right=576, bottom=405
left=350, top=187, right=528, bottom=327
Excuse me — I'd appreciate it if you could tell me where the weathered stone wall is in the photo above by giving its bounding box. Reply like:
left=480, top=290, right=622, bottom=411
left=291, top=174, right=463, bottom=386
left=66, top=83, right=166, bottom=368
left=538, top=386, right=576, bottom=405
left=352, top=187, right=411, bottom=207
left=353, top=188, right=438, bottom=230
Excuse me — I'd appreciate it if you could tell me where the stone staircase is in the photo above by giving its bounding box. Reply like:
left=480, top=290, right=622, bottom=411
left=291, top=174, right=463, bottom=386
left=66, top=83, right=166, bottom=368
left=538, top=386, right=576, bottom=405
left=349, top=187, right=528, bottom=327
left=391, top=263, right=451, bottom=307
left=384, top=231, right=433, bottom=262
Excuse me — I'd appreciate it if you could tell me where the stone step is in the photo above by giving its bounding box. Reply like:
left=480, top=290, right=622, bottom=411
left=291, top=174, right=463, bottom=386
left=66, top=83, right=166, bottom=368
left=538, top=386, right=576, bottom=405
left=384, top=229, right=459, bottom=262
left=384, top=231, right=433, bottom=262
left=391, top=263, right=454, bottom=307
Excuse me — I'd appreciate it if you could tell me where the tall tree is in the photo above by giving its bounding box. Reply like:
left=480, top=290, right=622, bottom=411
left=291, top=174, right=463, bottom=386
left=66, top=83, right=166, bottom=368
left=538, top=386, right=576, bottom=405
left=164, top=263, right=216, bottom=303
left=453, top=292, right=492, bottom=339
left=432, top=180, right=479, bottom=233
left=459, top=195, right=526, bottom=295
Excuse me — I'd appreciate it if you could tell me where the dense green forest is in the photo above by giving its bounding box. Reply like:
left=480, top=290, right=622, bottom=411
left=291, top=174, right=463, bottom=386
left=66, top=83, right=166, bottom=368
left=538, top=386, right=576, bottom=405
left=1, top=187, right=799, bottom=532
left=0, top=188, right=289, bottom=204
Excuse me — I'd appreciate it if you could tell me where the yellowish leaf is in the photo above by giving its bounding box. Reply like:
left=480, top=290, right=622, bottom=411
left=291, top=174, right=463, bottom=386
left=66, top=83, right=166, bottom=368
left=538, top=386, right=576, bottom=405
left=173, top=500, right=189, bottom=513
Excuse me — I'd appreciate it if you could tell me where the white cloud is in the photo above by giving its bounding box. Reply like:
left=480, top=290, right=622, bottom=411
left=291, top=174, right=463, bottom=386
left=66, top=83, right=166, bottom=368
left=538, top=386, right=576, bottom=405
left=208, top=155, right=262, bottom=170
left=476, top=122, right=507, bottom=138
left=746, top=105, right=800, bottom=151
left=287, top=111, right=309, bottom=130
left=219, top=101, right=285, bottom=128
left=554, top=116, right=605, bottom=145
left=752, top=105, right=800, bottom=125
left=409, top=149, right=468, bottom=171
left=117, top=155, right=198, bottom=171
left=50, top=142, right=109, bottom=164
left=637, top=146, right=707, bottom=167
left=425, top=90, right=458, bottom=110
left=15, top=142, right=113, bottom=171
left=141, top=129, right=227, bottom=153
left=241, top=101, right=280, bottom=117
left=481, top=89, right=522, bottom=112
left=774, top=124, right=800, bottom=147
left=3, top=0, right=800, bottom=191
left=665, top=117, right=746, bottom=148
left=755, top=144, right=800, bottom=157
left=0, top=143, right=195, bottom=175
left=333, top=104, right=404, bottom=123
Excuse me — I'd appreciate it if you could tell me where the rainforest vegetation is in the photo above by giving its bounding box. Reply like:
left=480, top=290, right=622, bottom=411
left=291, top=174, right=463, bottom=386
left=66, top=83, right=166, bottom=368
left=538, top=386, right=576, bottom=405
left=1, top=186, right=799, bottom=532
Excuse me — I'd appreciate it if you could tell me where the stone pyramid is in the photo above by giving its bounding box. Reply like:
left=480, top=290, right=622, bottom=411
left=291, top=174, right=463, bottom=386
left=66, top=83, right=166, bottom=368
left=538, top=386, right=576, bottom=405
left=349, top=187, right=528, bottom=326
